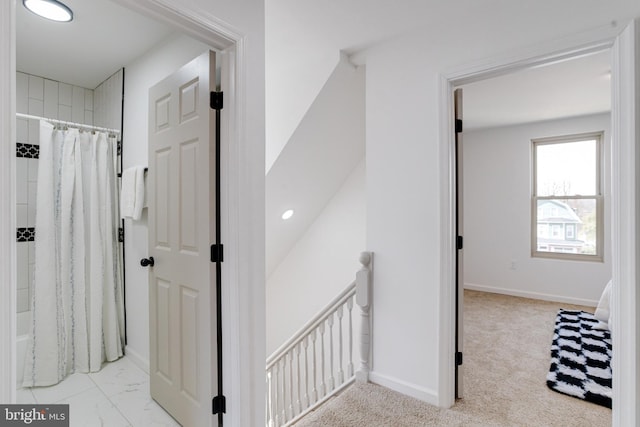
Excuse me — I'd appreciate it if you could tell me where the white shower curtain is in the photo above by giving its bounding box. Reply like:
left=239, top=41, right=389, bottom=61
left=23, top=121, right=125, bottom=387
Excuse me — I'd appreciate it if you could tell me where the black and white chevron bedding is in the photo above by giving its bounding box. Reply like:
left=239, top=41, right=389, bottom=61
left=546, top=309, right=612, bottom=408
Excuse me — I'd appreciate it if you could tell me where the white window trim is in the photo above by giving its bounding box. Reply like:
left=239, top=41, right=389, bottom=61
left=531, top=131, right=604, bottom=262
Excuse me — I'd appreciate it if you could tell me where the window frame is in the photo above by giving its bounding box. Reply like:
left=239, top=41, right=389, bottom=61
left=531, top=131, right=604, bottom=262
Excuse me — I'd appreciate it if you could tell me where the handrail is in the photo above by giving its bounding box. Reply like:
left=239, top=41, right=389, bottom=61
left=265, top=251, right=372, bottom=427
left=266, top=282, right=356, bottom=368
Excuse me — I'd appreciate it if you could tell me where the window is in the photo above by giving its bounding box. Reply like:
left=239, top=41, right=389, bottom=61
left=532, top=132, right=603, bottom=261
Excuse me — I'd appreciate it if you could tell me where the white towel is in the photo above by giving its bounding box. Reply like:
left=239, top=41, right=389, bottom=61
left=120, top=166, right=146, bottom=220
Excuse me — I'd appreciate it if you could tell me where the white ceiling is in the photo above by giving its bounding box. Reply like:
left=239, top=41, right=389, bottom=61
left=462, top=50, right=611, bottom=131
left=17, top=0, right=173, bottom=89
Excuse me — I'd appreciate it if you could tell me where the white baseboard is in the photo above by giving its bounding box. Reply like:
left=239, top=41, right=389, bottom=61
left=368, top=371, right=439, bottom=407
left=464, top=283, right=598, bottom=307
left=124, top=345, right=149, bottom=374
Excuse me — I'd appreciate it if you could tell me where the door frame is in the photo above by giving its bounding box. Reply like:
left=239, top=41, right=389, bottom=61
left=0, top=1, right=264, bottom=426
left=438, top=21, right=638, bottom=425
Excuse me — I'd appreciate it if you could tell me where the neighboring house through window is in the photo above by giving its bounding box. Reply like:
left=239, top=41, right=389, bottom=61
left=532, top=131, right=604, bottom=261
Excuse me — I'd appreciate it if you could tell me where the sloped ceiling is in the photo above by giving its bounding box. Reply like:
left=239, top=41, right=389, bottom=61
left=266, top=59, right=365, bottom=277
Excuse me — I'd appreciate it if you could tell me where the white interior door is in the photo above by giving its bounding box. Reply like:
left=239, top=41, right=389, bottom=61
left=454, top=88, right=464, bottom=399
left=147, top=50, right=217, bottom=427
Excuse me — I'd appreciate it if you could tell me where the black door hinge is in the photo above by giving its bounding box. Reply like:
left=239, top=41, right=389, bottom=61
left=118, top=227, right=124, bottom=243
left=456, top=235, right=463, bottom=250
left=210, top=91, right=223, bottom=111
left=117, top=140, right=122, bottom=156
left=456, top=352, right=463, bottom=366
left=211, top=244, right=224, bottom=263
left=455, top=119, right=463, bottom=133
left=212, top=395, right=226, bottom=414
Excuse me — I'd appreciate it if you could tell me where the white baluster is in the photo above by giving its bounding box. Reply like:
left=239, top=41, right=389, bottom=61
left=347, top=295, right=354, bottom=377
left=288, top=351, right=294, bottom=421
left=303, top=335, right=310, bottom=408
left=267, top=370, right=274, bottom=427
left=295, top=343, right=302, bottom=415
left=280, top=355, right=287, bottom=424
left=356, top=251, right=372, bottom=383
left=328, top=314, right=335, bottom=391
left=310, top=328, right=318, bottom=403
left=319, top=320, right=326, bottom=397
left=274, top=361, right=280, bottom=426
left=337, top=304, right=344, bottom=384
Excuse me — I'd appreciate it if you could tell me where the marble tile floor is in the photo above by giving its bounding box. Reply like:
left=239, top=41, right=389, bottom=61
left=17, top=356, right=180, bottom=427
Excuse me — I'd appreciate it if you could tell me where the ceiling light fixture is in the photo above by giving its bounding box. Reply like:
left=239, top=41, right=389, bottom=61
left=281, top=209, right=294, bottom=220
left=23, top=0, right=73, bottom=22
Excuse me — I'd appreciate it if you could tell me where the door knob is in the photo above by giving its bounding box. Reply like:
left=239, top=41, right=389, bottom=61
left=140, top=257, right=155, bottom=267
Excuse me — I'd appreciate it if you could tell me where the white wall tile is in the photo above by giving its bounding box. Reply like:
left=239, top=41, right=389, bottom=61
left=58, top=105, right=72, bottom=121
left=85, top=110, right=94, bottom=125
left=28, top=242, right=35, bottom=264
left=93, top=69, right=122, bottom=130
left=28, top=158, right=38, bottom=182
left=17, top=311, right=31, bottom=336
left=27, top=118, right=39, bottom=145
left=43, top=79, right=59, bottom=119
left=16, top=204, right=28, bottom=228
left=72, top=86, right=85, bottom=123
left=28, top=75, right=44, bottom=100
left=28, top=99, right=43, bottom=146
left=28, top=98, right=43, bottom=116
left=28, top=264, right=34, bottom=294
left=16, top=158, right=28, bottom=204
left=17, top=243, right=28, bottom=291
left=16, top=72, right=28, bottom=114
left=27, top=182, right=37, bottom=225
left=17, top=289, right=30, bottom=313
left=59, top=82, right=72, bottom=106
left=85, top=89, right=93, bottom=111
left=16, top=118, right=28, bottom=143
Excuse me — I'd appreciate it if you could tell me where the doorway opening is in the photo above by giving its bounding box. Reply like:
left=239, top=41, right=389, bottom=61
left=440, top=23, right=639, bottom=424
left=457, top=50, right=612, bottom=418
left=5, top=0, right=251, bottom=425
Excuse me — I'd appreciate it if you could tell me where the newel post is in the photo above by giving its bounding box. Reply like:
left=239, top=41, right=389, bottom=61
left=355, top=251, right=372, bottom=383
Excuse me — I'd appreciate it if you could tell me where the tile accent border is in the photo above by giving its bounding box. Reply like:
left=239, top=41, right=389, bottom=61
left=16, top=228, right=35, bottom=242
left=16, top=143, right=39, bottom=159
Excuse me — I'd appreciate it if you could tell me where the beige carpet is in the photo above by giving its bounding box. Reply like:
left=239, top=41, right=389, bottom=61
left=295, top=290, right=612, bottom=426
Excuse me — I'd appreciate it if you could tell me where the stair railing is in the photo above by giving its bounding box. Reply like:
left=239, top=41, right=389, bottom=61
left=266, top=251, right=372, bottom=427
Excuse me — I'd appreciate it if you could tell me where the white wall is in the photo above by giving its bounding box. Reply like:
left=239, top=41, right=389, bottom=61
left=266, top=159, right=365, bottom=355
left=121, top=33, right=209, bottom=369
left=463, top=114, right=611, bottom=306
left=94, top=69, right=124, bottom=131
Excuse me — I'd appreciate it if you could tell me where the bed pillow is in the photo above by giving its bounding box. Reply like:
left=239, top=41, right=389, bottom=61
left=594, top=279, right=612, bottom=325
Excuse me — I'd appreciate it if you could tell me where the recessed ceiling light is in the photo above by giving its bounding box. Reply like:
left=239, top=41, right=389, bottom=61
left=23, top=0, right=73, bottom=23
left=281, top=209, right=294, bottom=220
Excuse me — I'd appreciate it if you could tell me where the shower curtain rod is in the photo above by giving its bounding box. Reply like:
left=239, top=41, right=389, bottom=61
left=16, top=112, right=121, bottom=135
